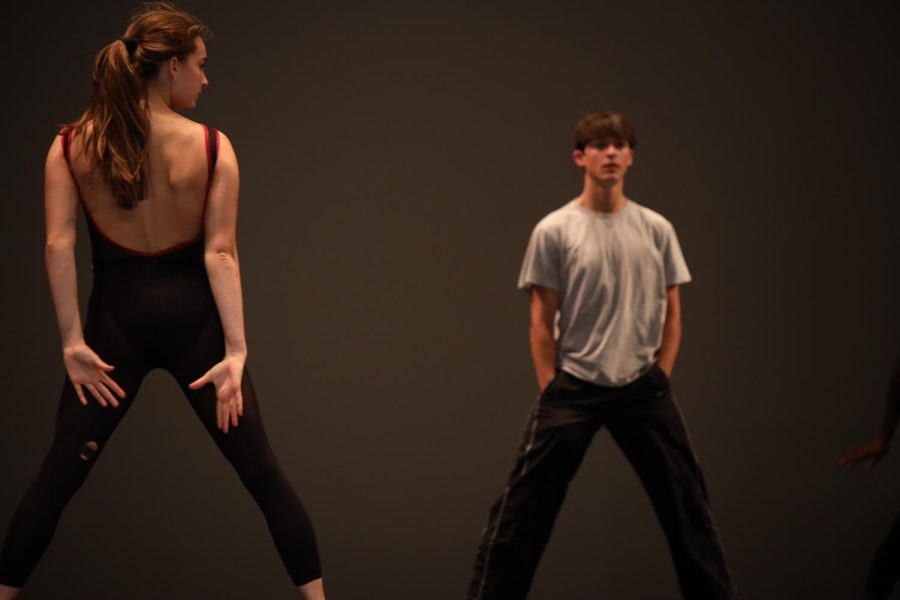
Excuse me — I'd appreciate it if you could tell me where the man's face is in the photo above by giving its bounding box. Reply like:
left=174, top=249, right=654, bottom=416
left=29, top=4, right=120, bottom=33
left=572, top=137, right=634, bottom=185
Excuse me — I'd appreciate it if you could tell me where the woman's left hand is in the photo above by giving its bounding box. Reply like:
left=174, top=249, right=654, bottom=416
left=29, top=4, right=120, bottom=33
left=63, top=342, right=126, bottom=407
left=189, top=353, right=245, bottom=433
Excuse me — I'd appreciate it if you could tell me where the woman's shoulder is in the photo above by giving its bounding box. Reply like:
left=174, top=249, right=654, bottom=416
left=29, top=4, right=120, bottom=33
left=56, top=120, right=93, bottom=146
left=52, top=121, right=93, bottom=168
left=161, top=115, right=232, bottom=149
left=156, top=113, right=205, bottom=139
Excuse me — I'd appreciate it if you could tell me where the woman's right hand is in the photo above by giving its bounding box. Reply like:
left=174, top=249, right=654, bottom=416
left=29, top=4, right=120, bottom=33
left=63, top=343, right=126, bottom=407
left=188, top=353, right=246, bottom=434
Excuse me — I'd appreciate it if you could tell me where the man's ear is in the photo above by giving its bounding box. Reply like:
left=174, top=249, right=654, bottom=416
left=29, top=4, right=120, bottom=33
left=572, top=149, right=585, bottom=167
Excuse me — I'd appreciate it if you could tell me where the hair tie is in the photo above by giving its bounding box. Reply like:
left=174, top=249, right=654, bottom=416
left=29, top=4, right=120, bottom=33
left=119, top=37, right=138, bottom=54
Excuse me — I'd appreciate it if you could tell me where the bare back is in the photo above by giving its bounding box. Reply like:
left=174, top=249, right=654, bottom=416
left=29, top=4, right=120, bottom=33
left=66, top=113, right=211, bottom=254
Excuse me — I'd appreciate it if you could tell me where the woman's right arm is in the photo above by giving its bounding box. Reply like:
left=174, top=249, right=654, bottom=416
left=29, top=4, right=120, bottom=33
left=188, top=131, right=247, bottom=433
left=45, top=135, right=124, bottom=407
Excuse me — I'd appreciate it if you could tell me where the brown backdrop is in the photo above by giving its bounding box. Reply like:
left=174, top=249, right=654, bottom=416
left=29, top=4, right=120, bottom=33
left=1, top=1, right=898, bottom=598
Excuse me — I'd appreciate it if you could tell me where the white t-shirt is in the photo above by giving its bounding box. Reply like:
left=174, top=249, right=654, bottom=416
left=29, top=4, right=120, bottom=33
left=518, top=199, right=691, bottom=386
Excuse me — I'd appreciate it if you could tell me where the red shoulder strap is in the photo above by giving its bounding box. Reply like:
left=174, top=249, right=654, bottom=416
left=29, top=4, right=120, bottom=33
left=203, top=124, right=219, bottom=176
left=59, top=130, right=79, bottom=186
left=61, top=130, right=71, bottom=167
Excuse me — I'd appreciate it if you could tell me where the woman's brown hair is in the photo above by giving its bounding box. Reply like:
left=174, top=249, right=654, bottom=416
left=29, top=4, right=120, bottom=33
left=64, top=2, right=210, bottom=208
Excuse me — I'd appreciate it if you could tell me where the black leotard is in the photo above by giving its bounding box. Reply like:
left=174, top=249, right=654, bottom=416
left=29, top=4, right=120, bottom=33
left=0, top=127, right=321, bottom=587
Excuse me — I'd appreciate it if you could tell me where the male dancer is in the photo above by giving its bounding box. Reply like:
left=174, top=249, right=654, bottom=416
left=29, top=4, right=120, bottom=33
left=840, top=349, right=900, bottom=599
left=468, top=111, right=736, bottom=599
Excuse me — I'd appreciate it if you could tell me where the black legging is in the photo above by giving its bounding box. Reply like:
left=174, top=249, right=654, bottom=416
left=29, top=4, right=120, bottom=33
left=0, top=131, right=321, bottom=588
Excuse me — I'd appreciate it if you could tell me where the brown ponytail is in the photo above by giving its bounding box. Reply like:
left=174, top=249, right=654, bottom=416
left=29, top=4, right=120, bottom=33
left=64, top=3, right=210, bottom=209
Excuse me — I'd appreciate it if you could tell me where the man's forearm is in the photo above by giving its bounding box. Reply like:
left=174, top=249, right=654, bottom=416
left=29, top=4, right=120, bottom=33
left=656, top=318, right=681, bottom=375
left=530, top=325, right=557, bottom=391
left=656, top=286, right=682, bottom=376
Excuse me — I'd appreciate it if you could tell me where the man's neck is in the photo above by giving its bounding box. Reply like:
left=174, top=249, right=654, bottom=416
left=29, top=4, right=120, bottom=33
left=577, top=179, right=627, bottom=213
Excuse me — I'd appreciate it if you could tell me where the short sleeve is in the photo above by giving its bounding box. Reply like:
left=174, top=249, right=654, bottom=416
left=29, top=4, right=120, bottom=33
left=660, top=221, right=692, bottom=286
left=517, top=223, right=561, bottom=291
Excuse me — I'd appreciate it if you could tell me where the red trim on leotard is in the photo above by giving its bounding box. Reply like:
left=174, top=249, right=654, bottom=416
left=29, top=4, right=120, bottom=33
left=203, top=123, right=211, bottom=173
left=60, top=128, right=209, bottom=258
left=60, top=130, right=80, bottom=192
left=202, top=123, right=216, bottom=200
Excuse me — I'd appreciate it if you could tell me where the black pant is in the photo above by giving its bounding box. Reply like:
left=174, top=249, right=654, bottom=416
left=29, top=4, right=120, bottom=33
left=866, top=506, right=900, bottom=599
left=468, top=366, right=735, bottom=599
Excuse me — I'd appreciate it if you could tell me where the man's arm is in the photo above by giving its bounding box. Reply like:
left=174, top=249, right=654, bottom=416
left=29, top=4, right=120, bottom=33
left=840, top=352, right=900, bottom=468
left=656, top=285, right=682, bottom=376
left=530, top=285, right=559, bottom=391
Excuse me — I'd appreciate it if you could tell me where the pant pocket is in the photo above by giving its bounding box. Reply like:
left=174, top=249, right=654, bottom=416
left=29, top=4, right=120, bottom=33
left=538, top=370, right=564, bottom=402
left=651, top=362, right=671, bottom=390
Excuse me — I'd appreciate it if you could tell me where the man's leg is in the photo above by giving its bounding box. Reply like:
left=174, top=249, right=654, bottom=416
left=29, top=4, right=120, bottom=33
left=468, top=373, right=599, bottom=600
left=864, top=506, right=900, bottom=599
left=607, top=368, right=735, bottom=599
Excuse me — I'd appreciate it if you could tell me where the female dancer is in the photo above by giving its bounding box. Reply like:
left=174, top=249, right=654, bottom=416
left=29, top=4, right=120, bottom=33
left=0, top=4, right=324, bottom=598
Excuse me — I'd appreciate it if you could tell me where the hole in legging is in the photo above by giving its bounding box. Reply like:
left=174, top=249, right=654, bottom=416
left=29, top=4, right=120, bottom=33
left=79, top=440, right=99, bottom=462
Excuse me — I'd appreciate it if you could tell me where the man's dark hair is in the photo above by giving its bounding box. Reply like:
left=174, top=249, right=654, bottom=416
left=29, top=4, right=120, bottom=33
left=574, top=110, right=637, bottom=151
